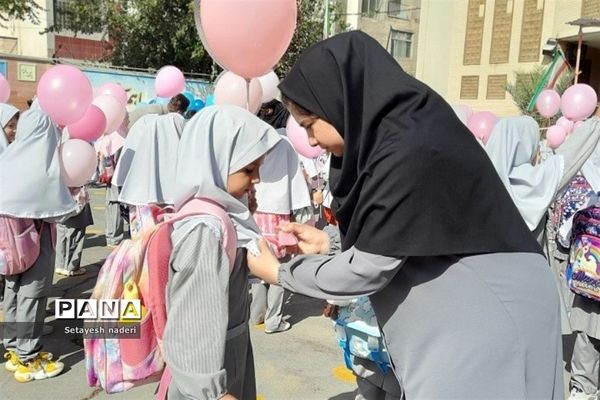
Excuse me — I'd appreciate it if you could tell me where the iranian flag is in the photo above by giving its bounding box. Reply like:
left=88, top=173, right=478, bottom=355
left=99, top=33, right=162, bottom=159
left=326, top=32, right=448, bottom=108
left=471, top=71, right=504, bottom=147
left=527, top=50, right=571, bottom=112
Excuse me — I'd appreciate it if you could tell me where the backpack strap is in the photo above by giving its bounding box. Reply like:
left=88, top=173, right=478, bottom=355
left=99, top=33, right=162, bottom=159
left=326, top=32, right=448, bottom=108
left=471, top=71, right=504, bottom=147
left=150, top=198, right=237, bottom=400
left=164, top=198, right=237, bottom=270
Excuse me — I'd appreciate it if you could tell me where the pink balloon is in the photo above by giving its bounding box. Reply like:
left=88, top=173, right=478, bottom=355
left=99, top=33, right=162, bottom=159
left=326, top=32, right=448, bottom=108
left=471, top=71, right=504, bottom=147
left=214, top=71, right=263, bottom=114
left=60, top=139, right=97, bottom=187
left=536, top=89, right=561, bottom=118
left=66, top=105, right=107, bottom=142
left=96, top=83, right=128, bottom=106
left=560, top=84, right=598, bottom=121
left=199, top=0, right=297, bottom=79
left=258, top=71, right=280, bottom=103
left=93, top=95, right=126, bottom=134
left=547, top=125, right=567, bottom=149
left=573, top=120, right=584, bottom=132
left=155, top=66, right=186, bottom=98
left=556, top=116, right=574, bottom=134
left=0, top=74, right=10, bottom=103
left=37, top=65, right=93, bottom=126
left=286, top=115, right=324, bottom=158
left=467, top=111, right=497, bottom=144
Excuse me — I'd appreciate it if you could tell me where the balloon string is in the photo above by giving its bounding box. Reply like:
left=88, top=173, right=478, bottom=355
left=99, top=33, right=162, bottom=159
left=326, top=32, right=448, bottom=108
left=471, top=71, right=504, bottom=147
left=246, top=78, right=250, bottom=112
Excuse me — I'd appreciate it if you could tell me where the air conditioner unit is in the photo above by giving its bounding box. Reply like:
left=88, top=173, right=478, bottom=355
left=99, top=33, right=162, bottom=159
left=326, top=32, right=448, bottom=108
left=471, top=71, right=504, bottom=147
left=542, top=38, right=558, bottom=56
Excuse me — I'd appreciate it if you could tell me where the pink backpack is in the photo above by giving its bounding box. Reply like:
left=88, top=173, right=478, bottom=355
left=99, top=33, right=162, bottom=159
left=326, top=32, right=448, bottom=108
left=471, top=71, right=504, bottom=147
left=84, top=198, right=237, bottom=395
left=0, top=216, right=41, bottom=276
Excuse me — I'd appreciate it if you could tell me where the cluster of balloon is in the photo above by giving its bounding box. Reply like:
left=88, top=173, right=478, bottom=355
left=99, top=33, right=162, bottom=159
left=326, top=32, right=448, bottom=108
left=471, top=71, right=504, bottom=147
left=36, top=65, right=127, bottom=187
left=536, top=84, right=597, bottom=149
left=195, top=0, right=323, bottom=158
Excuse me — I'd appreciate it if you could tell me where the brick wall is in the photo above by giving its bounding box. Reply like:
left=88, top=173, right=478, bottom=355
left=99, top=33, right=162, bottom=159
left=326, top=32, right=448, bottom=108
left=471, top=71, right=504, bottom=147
left=54, top=36, right=110, bottom=61
left=2, top=57, right=54, bottom=110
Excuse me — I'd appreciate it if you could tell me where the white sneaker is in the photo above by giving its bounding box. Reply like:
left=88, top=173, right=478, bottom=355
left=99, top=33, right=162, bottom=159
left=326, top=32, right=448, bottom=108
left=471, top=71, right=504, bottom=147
left=264, top=321, right=291, bottom=334
left=569, top=388, right=598, bottom=400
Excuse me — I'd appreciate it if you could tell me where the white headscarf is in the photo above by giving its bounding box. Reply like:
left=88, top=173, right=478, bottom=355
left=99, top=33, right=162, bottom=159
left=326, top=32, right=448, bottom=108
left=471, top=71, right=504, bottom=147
left=0, top=109, right=77, bottom=218
left=0, top=104, right=19, bottom=153
left=175, top=105, right=281, bottom=247
left=581, top=123, right=600, bottom=193
left=255, top=129, right=311, bottom=214
left=113, top=113, right=185, bottom=206
left=485, top=116, right=564, bottom=230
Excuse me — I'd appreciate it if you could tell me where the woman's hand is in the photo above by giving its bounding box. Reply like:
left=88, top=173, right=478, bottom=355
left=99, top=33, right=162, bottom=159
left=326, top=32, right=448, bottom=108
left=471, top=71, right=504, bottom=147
left=280, top=223, right=330, bottom=255
left=247, top=239, right=281, bottom=285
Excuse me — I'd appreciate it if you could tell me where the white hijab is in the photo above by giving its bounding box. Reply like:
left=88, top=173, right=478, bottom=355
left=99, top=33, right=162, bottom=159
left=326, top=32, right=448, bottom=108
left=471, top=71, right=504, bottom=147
left=175, top=105, right=281, bottom=248
left=113, top=113, right=185, bottom=206
left=0, top=109, right=77, bottom=218
left=581, top=122, right=600, bottom=193
left=255, top=129, right=311, bottom=214
left=485, top=116, right=564, bottom=230
left=0, top=104, right=19, bottom=154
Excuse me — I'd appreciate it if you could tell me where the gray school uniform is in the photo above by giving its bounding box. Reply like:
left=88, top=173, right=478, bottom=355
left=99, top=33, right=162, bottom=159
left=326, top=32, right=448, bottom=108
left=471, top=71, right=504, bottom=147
left=55, top=203, right=94, bottom=272
left=3, top=223, right=55, bottom=362
left=570, top=294, right=600, bottom=395
left=164, top=217, right=255, bottom=400
left=279, top=248, right=563, bottom=399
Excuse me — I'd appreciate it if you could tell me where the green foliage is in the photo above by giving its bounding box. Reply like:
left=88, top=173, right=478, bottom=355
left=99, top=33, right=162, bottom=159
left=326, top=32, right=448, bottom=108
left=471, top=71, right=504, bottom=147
left=0, top=0, right=43, bottom=26
left=507, top=66, right=574, bottom=127
left=276, top=0, right=348, bottom=77
left=50, top=0, right=347, bottom=78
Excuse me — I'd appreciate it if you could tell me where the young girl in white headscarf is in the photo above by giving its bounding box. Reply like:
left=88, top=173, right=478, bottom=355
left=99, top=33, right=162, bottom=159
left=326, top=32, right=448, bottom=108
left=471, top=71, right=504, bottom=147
left=0, top=109, right=78, bottom=382
left=250, top=129, right=312, bottom=333
left=0, top=103, right=20, bottom=302
left=163, top=105, right=280, bottom=399
left=0, top=103, right=19, bottom=152
left=96, top=123, right=128, bottom=247
left=485, top=116, right=600, bottom=242
left=112, top=112, right=185, bottom=238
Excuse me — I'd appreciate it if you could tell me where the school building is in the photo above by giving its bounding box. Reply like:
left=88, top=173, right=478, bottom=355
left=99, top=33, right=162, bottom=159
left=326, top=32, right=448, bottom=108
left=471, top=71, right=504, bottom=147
left=416, top=0, right=600, bottom=116
left=343, top=0, right=422, bottom=76
left=0, top=0, right=107, bottom=109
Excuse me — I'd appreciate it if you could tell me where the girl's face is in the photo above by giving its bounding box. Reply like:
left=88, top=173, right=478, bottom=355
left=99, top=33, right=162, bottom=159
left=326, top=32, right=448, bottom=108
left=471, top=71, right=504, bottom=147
left=3, top=115, right=18, bottom=144
left=289, top=109, right=344, bottom=157
left=227, top=157, right=264, bottom=199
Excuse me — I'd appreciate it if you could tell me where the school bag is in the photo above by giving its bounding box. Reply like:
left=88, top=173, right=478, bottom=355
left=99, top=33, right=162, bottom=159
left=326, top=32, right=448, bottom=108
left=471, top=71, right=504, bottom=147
left=333, top=296, right=390, bottom=373
left=0, top=217, right=41, bottom=276
left=552, top=174, right=596, bottom=249
left=84, top=198, right=237, bottom=394
left=566, top=202, right=600, bottom=302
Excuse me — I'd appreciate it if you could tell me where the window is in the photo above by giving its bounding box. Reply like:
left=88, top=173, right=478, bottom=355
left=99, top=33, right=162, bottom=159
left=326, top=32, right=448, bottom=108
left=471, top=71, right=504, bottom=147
left=53, top=0, right=71, bottom=28
left=388, top=1, right=411, bottom=19
left=389, top=31, right=412, bottom=59
left=362, top=0, right=382, bottom=17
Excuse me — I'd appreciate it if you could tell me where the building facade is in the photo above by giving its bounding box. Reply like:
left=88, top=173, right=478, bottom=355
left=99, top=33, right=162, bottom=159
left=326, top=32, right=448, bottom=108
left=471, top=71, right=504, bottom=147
left=345, top=0, right=421, bottom=76
left=0, top=0, right=107, bottom=108
left=417, top=0, right=600, bottom=116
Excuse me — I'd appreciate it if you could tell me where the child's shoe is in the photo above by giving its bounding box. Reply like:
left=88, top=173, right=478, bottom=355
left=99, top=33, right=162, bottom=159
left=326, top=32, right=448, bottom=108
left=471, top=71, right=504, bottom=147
left=4, top=350, right=19, bottom=372
left=13, top=353, right=63, bottom=382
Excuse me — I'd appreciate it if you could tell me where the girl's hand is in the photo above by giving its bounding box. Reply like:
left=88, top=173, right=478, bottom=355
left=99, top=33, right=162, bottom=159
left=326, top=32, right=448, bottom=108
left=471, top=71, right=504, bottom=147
left=247, top=239, right=281, bottom=285
left=279, top=223, right=330, bottom=255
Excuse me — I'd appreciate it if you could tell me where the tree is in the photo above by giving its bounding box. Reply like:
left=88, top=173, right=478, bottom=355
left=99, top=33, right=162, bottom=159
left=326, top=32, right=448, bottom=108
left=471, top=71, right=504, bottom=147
left=0, top=0, right=43, bottom=27
left=50, top=0, right=347, bottom=79
left=276, top=0, right=347, bottom=77
left=507, top=66, right=573, bottom=127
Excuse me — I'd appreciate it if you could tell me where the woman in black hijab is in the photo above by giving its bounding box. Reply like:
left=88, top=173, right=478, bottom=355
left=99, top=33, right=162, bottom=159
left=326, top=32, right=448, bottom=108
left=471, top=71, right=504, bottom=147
left=248, top=32, right=562, bottom=398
